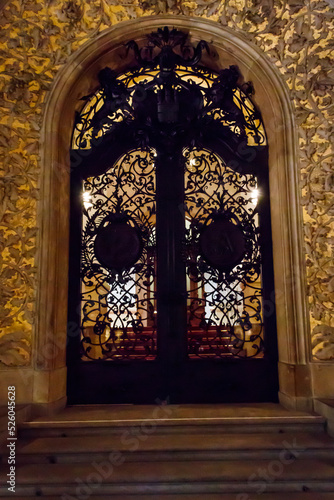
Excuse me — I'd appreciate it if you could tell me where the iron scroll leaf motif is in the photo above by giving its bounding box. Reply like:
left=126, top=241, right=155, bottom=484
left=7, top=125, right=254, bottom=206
left=71, top=27, right=266, bottom=154
left=184, top=148, right=264, bottom=359
left=94, top=214, right=143, bottom=274
left=80, top=150, right=157, bottom=361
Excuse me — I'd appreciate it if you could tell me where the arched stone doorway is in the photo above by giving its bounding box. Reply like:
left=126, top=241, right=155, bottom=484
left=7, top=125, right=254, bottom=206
left=36, top=15, right=310, bottom=412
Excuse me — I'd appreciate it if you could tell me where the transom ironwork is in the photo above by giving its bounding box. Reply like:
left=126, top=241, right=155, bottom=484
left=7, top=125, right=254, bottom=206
left=72, top=28, right=266, bottom=151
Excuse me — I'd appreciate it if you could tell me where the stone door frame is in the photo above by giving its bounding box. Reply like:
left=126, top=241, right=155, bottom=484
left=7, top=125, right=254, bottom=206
left=30, top=15, right=317, bottom=412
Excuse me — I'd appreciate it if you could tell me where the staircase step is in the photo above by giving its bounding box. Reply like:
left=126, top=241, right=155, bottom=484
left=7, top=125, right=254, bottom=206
left=2, top=404, right=332, bottom=497
left=20, top=421, right=326, bottom=438
left=1, top=495, right=334, bottom=500
left=19, top=404, right=326, bottom=438
left=1, top=459, right=334, bottom=496
left=10, top=432, right=334, bottom=464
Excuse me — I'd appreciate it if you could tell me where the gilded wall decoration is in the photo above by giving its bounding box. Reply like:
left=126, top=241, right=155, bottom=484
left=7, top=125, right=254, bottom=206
left=0, top=0, right=333, bottom=366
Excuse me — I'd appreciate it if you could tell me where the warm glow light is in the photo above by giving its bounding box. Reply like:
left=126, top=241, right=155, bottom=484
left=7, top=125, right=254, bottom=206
left=83, top=191, right=93, bottom=209
left=251, top=188, right=259, bottom=205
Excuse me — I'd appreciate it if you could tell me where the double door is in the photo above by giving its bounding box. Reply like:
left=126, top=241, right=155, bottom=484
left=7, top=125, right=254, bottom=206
left=67, top=140, right=278, bottom=404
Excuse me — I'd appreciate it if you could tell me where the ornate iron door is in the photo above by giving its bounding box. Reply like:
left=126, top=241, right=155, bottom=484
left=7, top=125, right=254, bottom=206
left=67, top=28, right=278, bottom=404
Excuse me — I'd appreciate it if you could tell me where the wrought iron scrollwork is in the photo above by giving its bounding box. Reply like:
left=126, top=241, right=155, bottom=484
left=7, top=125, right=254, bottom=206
left=183, top=148, right=264, bottom=358
left=72, top=27, right=266, bottom=151
left=80, top=149, right=157, bottom=360
left=72, top=27, right=269, bottom=364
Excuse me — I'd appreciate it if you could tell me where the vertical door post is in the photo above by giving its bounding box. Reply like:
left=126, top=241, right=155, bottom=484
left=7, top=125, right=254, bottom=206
left=155, top=148, right=188, bottom=368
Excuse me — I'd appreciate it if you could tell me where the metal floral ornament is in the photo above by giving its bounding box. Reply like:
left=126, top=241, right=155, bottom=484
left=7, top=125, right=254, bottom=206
left=72, top=27, right=266, bottom=153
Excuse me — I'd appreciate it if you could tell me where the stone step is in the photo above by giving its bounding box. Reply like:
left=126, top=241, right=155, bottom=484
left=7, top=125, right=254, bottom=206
left=19, top=404, right=326, bottom=438
left=1, top=495, right=334, bottom=500
left=2, top=405, right=333, bottom=497
left=20, top=420, right=326, bottom=438
left=9, top=432, right=334, bottom=464
left=1, top=459, right=334, bottom=496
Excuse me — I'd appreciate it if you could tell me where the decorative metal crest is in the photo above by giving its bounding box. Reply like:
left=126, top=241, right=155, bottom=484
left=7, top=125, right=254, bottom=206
left=125, top=27, right=210, bottom=69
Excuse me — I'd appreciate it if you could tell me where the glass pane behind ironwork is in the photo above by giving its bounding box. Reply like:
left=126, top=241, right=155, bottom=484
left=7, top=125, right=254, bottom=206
left=80, top=149, right=157, bottom=360
left=184, top=148, right=264, bottom=358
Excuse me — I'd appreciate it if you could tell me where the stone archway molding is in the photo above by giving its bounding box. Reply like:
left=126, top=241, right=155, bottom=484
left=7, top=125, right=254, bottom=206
left=33, top=15, right=311, bottom=413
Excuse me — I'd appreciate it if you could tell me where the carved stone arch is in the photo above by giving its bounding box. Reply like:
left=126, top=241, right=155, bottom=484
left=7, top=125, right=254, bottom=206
left=36, top=15, right=310, bottom=412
